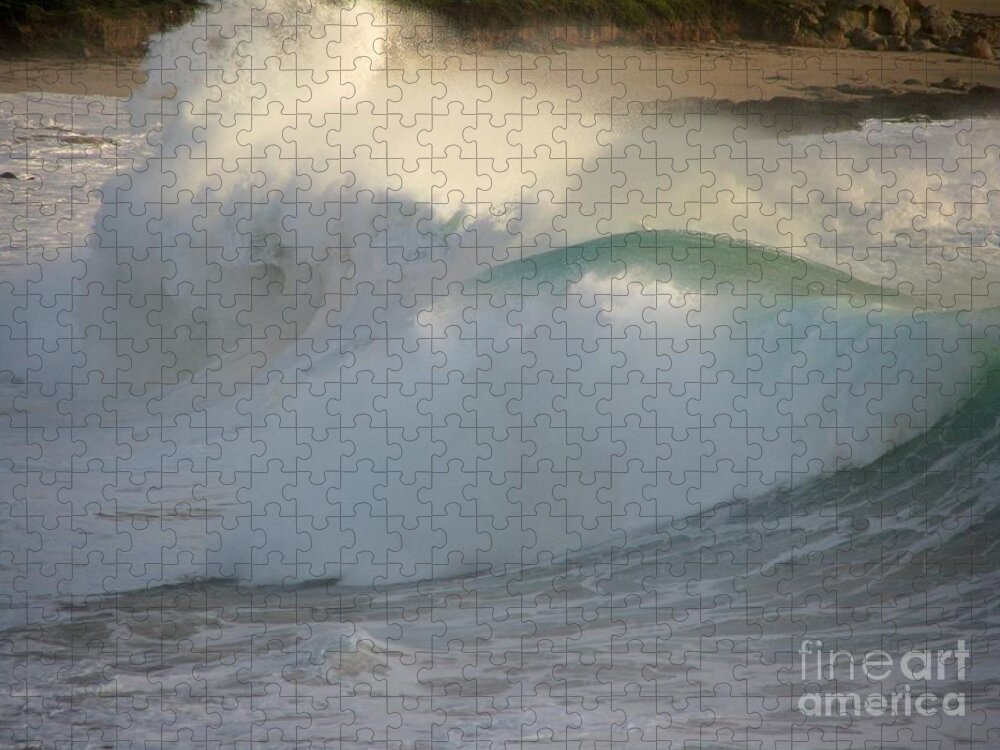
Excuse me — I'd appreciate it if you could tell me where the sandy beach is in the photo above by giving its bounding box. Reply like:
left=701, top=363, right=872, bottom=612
left=2, top=43, right=1000, bottom=112
left=3, top=0, right=1000, bottom=107
left=0, top=57, right=144, bottom=98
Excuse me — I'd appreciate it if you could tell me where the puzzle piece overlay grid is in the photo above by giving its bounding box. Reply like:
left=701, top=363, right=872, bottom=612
left=1, top=0, right=999, bottom=747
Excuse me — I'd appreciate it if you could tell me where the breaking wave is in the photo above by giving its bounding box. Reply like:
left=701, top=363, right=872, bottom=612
left=3, top=0, right=1000, bottom=594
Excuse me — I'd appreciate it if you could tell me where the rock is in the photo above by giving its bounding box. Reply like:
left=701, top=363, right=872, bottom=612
left=0, top=172, right=17, bottom=180
left=921, top=5, right=963, bottom=44
left=903, top=77, right=922, bottom=85
left=932, top=76, right=965, bottom=90
left=911, top=37, right=937, bottom=51
left=849, top=27, right=888, bottom=50
left=793, top=30, right=826, bottom=47
left=966, top=33, right=995, bottom=60
left=836, top=0, right=912, bottom=36
left=827, top=9, right=868, bottom=33
left=825, top=29, right=851, bottom=48
left=836, top=83, right=889, bottom=96
left=830, top=0, right=923, bottom=48
left=802, top=11, right=822, bottom=30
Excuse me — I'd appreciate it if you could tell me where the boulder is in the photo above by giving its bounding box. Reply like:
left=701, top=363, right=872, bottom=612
left=932, top=76, right=965, bottom=90
left=825, top=29, right=851, bottom=48
left=886, top=34, right=910, bottom=50
left=921, top=5, right=963, bottom=43
left=849, top=27, right=888, bottom=50
left=828, top=9, right=866, bottom=33
left=836, top=0, right=912, bottom=36
left=966, top=33, right=995, bottom=60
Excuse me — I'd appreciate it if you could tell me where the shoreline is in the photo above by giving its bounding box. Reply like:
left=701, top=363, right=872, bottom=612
left=2, top=43, right=998, bottom=129
left=0, top=57, right=144, bottom=99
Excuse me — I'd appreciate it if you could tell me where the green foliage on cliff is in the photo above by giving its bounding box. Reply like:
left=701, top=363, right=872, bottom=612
left=0, top=0, right=204, bottom=55
left=403, top=0, right=799, bottom=29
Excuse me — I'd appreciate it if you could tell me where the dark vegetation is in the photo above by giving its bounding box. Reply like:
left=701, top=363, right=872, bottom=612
left=400, top=0, right=801, bottom=47
left=0, top=0, right=204, bottom=55
left=408, top=0, right=773, bottom=27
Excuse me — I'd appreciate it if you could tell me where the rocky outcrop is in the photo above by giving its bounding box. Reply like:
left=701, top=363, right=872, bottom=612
left=920, top=5, right=963, bottom=44
left=457, top=1, right=997, bottom=58
left=833, top=0, right=911, bottom=38
left=776, top=0, right=997, bottom=58
left=848, top=27, right=889, bottom=50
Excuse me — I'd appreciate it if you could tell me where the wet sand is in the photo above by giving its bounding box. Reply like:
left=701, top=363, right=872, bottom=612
left=0, top=57, right=144, bottom=99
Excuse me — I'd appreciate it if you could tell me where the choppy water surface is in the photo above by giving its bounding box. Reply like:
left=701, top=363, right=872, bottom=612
left=2, top=1, right=1000, bottom=747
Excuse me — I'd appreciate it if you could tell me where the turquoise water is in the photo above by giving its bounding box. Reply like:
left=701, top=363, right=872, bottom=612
left=479, top=229, right=887, bottom=302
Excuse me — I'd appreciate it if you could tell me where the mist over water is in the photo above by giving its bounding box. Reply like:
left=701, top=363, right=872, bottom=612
left=2, top=0, right=1000, bottom=746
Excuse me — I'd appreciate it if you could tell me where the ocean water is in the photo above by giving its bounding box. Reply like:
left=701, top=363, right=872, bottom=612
left=1, top=1, right=1000, bottom=747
